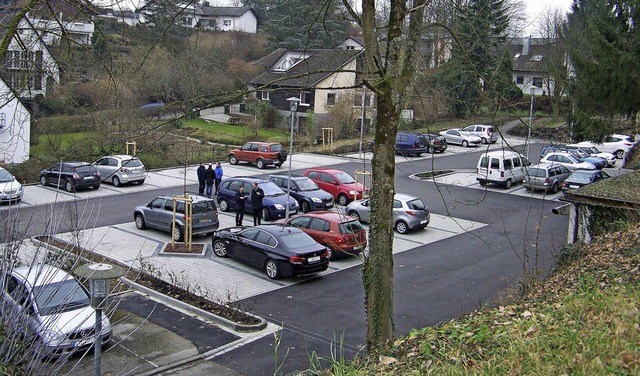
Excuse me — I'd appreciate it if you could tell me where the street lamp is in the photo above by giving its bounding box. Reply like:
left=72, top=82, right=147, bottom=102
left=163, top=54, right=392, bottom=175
left=74, top=262, right=126, bottom=376
left=286, top=97, right=299, bottom=220
left=527, top=86, right=535, bottom=160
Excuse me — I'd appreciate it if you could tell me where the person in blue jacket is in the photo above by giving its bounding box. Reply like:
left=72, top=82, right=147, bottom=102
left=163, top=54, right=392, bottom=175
left=214, top=162, right=223, bottom=195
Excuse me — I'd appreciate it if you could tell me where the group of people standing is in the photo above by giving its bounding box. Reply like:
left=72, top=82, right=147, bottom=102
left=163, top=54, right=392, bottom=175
left=197, top=162, right=223, bottom=197
left=235, top=182, right=264, bottom=227
left=197, top=162, right=265, bottom=227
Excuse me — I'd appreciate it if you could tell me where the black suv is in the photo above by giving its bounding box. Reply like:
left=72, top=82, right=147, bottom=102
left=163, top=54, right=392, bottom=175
left=422, top=133, right=448, bottom=153
left=269, top=174, right=334, bottom=212
left=39, top=162, right=101, bottom=192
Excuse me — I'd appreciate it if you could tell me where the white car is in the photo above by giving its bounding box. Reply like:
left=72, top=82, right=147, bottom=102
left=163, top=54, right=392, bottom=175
left=576, top=134, right=636, bottom=159
left=439, top=129, right=482, bottom=147
left=0, top=265, right=112, bottom=357
left=566, top=144, right=616, bottom=167
left=540, top=152, right=596, bottom=171
left=0, top=167, right=23, bottom=203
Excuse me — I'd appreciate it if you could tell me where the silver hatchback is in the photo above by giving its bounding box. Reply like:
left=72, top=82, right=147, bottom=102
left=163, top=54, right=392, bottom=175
left=523, top=163, right=571, bottom=193
left=345, top=193, right=430, bottom=234
left=92, top=155, right=146, bottom=187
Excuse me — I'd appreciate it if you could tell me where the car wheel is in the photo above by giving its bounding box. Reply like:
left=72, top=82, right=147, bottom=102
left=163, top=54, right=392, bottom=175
left=275, top=163, right=282, bottom=168
left=395, top=220, right=409, bottom=234
left=134, top=214, right=146, bottom=230
left=551, top=182, right=559, bottom=194
left=218, top=199, right=229, bottom=212
left=112, top=176, right=121, bottom=187
left=479, top=181, right=487, bottom=186
left=256, top=159, right=266, bottom=169
left=615, top=149, right=625, bottom=159
left=325, top=246, right=334, bottom=260
left=504, top=179, right=512, bottom=189
left=400, top=149, right=408, bottom=157
left=337, top=194, right=349, bottom=206
left=481, top=137, right=488, bottom=144
left=265, top=260, right=280, bottom=280
left=65, top=180, right=74, bottom=192
left=301, top=201, right=310, bottom=213
left=138, top=179, right=145, bottom=185
left=462, top=140, right=469, bottom=147
left=426, top=145, right=432, bottom=154
left=212, top=240, right=228, bottom=257
left=228, top=155, right=238, bottom=165
left=348, top=210, right=361, bottom=222
left=262, top=207, right=270, bottom=221
left=40, top=175, right=47, bottom=186
left=93, top=184, right=100, bottom=190
left=173, top=226, right=184, bottom=242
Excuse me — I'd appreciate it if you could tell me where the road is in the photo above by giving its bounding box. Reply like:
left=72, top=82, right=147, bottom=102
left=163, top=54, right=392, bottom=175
left=2, top=141, right=573, bottom=375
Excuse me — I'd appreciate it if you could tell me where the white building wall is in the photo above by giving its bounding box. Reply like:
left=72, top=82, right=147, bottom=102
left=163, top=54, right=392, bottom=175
left=313, top=60, right=358, bottom=114
left=235, top=12, right=257, bottom=33
left=0, top=81, right=31, bottom=164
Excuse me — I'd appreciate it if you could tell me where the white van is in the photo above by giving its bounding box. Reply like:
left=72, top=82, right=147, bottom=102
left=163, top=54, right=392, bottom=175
left=476, top=151, right=531, bottom=188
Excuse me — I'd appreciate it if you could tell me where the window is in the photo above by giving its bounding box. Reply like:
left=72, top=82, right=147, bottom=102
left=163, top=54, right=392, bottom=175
left=260, top=91, right=270, bottom=100
left=533, top=77, right=543, bottom=88
left=182, top=17, right=192, bottom=26
left=290, top=216, right=311, bottom=228
left=223, top=19, right=231, bottom=26
left=326, top=93, right=336, bottom=105
left=307, top=171, right=318, bottom=180
left=0, top=113, right=5, bottom=129
left=299, top=91, right=311, bottom=106
left=354, top=94, right=373, bottom=107
left=309, top=218, right=329, bottom=232
left=516, top=76, right=524, bottom=84
left=513, top=157, right=522, bottom=168
left=504, top=159, right=513, bottom=170
left=490, top=158, right=500, bottom=169
left=320, top=173, right=334, bottom=184
left=255, top=231, right=275, bottom=246
left=392, top=200, right=402, bottom=209
left=531, top=55, right=543, bottom=62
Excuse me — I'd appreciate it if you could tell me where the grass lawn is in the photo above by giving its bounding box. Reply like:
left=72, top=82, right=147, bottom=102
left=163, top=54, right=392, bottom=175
left=181, top=118, right=289, bottom=145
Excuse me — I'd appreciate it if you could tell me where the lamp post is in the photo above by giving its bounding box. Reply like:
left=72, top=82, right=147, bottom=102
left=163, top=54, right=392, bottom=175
left=286, top=97, right=299, bottom=220
left=527, top=86, right=535, bottom=161
left=74, top=262, right=126, bottom=376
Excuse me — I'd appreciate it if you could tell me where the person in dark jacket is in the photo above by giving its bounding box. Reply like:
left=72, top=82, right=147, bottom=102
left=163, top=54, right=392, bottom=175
left=196, top=162, right=206, bottom=195
left=204, top=164, right=215, bottom=197
left=251, top=181, right=265, bottom=226
left=235, top=185, right=247, bottom=226
left=214, top=162, right=223, bottom=195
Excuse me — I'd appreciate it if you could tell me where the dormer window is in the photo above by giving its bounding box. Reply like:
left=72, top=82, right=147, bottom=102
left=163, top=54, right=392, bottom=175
left=273, top=52, right=309, bottom=72
left=514, top=53, right=521, bottom=58
left=531, top=55, right=543, bottom=62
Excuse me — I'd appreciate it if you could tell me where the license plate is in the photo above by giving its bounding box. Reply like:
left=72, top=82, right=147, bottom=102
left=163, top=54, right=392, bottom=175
left=199, top=218, right=211, bottom=223
left=83, top=176, right=94, bottom=180
left=420, top=219, right=428, bottom=224
left=325, top=203, right=333, bottom=208
left=569, top=185, right=579, bottom=189
left=75, top=338, right=93, bottom=347
left=307, top=256, right=320, bottom=263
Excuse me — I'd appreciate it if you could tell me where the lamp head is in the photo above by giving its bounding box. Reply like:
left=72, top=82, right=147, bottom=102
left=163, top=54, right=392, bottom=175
left=287, top=97, right=300, bottom=112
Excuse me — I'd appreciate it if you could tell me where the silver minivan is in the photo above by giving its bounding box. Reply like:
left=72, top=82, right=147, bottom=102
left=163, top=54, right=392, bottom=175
left=0, top=265, right=112, bottom=357
left=476, top=151, right=531, bottom=189
left=523, top=163, right=571, bottom=193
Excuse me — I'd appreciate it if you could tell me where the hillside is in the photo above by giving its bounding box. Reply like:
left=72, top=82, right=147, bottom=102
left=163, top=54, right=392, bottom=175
left=339, top=222, right=640, bottom=375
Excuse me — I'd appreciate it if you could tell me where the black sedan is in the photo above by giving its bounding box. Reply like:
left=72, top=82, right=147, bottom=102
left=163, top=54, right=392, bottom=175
left=212, top=225, right=329, bottom=279
left=562, top=170, right=610, bottom=192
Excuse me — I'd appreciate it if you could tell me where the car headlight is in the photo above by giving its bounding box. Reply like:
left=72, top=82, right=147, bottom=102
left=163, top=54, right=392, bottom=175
left=349, top=190, right=357, bottom=195
left=274, top=204, right=284, bottom=210
left=311, top=198, right=322, bottom=203
left=40, top=328, right=67, bottom=345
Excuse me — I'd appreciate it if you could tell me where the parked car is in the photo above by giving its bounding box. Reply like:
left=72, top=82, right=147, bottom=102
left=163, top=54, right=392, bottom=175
left=539, top=152, right=597, bottom=171
left=422, top=132, right=448, bottom=153
left=304, top=168, right=368, bottom=206
left=217, top=177, right=299, bottom=220
left=395, top=132, right=429, bottom=156
left=576, top=134, right=636, bottom=159
left=276, top=211, right=367, bottom=259
left=539, top=146, right=607, bottom=170
left=0, top=167, right=23, bottom=203
left=134, top=194, right=219, bottom=241
left=439, top=129, right=482, bottom=147
left=39, top=162, right=101, bottom=192
left=345, top=193, right=430, bottom=234
left=565, top=144, right=616, bottom=167
left=228, top=142, right=287, bottom=169
left=476, top=151, right=531, bottom=188
left=522, top=163, right=571, bottom=193
left=212, top=225, right=330, bottom=279
left=0, top=264, right=112, bottom=357
left=92, top=155, right=146, bottom=186
left=462, top=124, right=498, bottom=144
left=269, top=174, right=334, bottom=213
left=562, top=170, right=611, bottom=192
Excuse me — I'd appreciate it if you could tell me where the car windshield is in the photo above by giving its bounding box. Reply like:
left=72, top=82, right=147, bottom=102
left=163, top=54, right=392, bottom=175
left=339, top=220, right=365, bottom=234
left=279, top=231, right=318, bottom=249
left=296, top=178, right=318, bottom=191
left=122, top=158, right=143, bottom=167
left=407, top=198, right=427, bottom=210
left=333, top=171, right=355, bottom=184
left=270, top=144, right=283, bottom=152
left=567, top=172, right=594, bottom=183
left=259, top=182, right=285, bottom=196
left=588, top=147, right=601, bottom=153
left=0, top=169, right=15, bottom=183
left=526, top=168, right=547, bottom=178
left=33, top=279, right=90, bottom=316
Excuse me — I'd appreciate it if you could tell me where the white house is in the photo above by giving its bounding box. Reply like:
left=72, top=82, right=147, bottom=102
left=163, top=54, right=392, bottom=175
left=199, top=6, right=257, bottom=33
left=0, top=79, right=31, bottom=164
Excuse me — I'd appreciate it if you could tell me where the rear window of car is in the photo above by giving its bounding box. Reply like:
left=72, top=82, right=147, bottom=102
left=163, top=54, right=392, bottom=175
left=122, top=158, right=143, bottom=167
left=270, top=144, right=283, bottom=152
left=75, top=165, right=96, bottom=174
left=527, top=168, right=547, bottom=178
left=339, top=220, right=365, bottom=234
left=568, top=172, right=593, bottom=183
left=192, top=201, right=216, bottom=214
left=279, top=232, right=318, bottom=249
left=407, top=198, right=427, bottom=210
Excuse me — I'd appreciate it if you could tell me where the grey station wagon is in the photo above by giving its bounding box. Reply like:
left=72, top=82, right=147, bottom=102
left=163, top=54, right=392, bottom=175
left=523, top=163, right=571, bottom=193
left=134, top=195, right=219, bottom=241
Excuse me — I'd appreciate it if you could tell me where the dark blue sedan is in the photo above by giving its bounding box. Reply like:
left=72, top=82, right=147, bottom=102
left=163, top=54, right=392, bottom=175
left=217, top=177, right=299, bottom=221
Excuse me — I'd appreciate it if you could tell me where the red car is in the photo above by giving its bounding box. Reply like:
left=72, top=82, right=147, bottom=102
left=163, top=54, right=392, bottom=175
left=303, top=168, right=368, bottom=206
left=228, top=142, right=287, bottom=169
left=277, top=211, right=367, bottom=259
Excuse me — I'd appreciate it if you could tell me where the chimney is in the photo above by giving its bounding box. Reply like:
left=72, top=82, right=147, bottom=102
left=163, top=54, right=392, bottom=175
left=522, top=36, right=531, bottom=56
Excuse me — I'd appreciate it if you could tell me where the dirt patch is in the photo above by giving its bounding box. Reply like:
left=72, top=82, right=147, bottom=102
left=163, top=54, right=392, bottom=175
left=34, top=236, right=260, bottom=325
left=413, top=170, right=455, bottom=179
left=161, top=243, right=205, bottom=255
